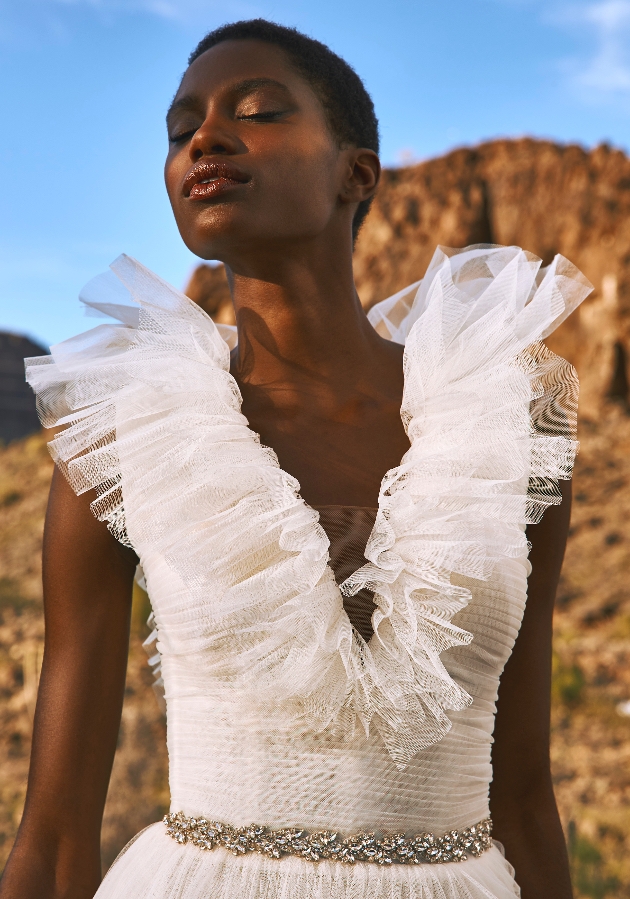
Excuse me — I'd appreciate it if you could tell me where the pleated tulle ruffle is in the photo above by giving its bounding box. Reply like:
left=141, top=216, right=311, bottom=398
left=25, top=245, right=591, bottom=766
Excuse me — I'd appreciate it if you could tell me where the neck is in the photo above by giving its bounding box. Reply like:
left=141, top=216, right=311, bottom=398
left=224, top=236, right=382, bottom=390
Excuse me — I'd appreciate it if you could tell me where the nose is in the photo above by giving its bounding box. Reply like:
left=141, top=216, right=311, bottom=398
left=188, top=112, right=242, bottom=162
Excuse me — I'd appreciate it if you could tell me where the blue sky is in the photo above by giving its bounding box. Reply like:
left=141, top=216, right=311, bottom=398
left=2, top=0, right=630, bottom=347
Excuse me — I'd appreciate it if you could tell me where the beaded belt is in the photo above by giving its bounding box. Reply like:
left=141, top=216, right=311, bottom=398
left=163, top=812, right=492, bottom=865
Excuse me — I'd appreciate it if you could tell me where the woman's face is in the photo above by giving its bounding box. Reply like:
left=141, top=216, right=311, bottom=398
left=165, top=40, right=370, bottom=262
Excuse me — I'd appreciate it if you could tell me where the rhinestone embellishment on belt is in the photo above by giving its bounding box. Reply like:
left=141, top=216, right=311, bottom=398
left=164, top=812, right=492, bottom=865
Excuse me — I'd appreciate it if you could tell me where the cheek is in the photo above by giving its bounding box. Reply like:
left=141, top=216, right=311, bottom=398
left=259, top=137, right=340, bottom=222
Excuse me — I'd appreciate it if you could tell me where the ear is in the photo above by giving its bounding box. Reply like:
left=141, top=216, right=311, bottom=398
left=340, top=148, right=381, bottom=206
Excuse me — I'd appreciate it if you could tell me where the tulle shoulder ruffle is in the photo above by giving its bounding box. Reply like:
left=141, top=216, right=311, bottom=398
left=25, top=255, right=232, bottom=545
left=25, top=246, right=592, bottom=765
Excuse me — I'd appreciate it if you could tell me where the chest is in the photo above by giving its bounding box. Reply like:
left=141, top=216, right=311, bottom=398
left=239, top=387, right=411, bottom=507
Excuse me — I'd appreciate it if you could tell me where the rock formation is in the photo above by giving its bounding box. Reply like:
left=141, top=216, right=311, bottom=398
left=185, top=263, right=234, bottom=325
left=0, top=333, right=48, bottom=444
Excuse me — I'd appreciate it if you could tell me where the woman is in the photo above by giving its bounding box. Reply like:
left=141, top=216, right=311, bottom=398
left=1, top=19, right=592, bottom=899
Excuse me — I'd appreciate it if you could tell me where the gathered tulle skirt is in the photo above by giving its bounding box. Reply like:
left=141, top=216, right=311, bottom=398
left=95, top=823, right=520, bottom=898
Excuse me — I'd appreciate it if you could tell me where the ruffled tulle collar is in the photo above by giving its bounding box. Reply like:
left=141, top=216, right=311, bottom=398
left=26, top=245, right=591, bottom=765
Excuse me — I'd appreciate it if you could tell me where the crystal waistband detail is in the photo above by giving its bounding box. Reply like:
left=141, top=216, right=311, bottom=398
left=163, top=812, right=493, bottom=865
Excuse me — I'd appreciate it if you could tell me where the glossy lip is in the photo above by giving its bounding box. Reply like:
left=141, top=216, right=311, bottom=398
left=183, top=160, right=250, bottom=200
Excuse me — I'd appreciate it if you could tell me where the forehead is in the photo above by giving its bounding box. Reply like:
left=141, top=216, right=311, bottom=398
left=175, top=39, right=318, bottom=106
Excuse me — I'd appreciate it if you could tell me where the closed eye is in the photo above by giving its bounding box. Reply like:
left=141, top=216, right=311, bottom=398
left=169, top=129, right=197, bottom=144
left=169, top=111, right=285, bottom=142
left=237, top=111, right=286, bottom=121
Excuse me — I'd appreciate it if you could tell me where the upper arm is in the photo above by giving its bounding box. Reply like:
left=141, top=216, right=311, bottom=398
left=1, top=466, right=138, bottom=896
left=35, top=466, right=138, bottom=824
left=42, top=465, right=137, bottom=647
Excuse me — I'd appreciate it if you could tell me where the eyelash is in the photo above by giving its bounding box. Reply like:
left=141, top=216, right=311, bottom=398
left=169, top=111, right=284, bottom=143
left=238, top=111, right=284, bottom=121
left=170, top=130, right=196, bottom=144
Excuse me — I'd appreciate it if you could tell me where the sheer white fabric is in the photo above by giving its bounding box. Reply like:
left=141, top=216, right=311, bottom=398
left=25, top=245, right=592, bottom=899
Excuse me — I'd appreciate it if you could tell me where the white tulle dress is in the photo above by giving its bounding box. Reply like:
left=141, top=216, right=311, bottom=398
left=26, top=244, right=592, bottom=899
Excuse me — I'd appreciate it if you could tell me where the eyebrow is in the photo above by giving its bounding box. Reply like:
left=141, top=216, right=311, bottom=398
left=166, top=78, right=293, bottom=126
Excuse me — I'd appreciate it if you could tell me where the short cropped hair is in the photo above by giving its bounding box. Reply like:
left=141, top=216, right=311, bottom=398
left=188, top=19, right=380, bottom=241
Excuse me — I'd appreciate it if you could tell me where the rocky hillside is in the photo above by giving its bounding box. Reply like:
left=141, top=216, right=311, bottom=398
left=2, top=138, right=630, bottom=895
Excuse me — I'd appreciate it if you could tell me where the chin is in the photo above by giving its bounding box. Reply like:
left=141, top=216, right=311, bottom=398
left=177, top=208, right=256, bottom=258
left=186, top=228, right=286, bottom=264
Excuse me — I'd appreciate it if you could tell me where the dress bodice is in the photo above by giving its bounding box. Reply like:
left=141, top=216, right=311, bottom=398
left=25, top=244, right=592, bottom=842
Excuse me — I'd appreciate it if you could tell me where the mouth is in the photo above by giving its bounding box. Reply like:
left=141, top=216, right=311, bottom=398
left=183, top=161, right=250, bottom=200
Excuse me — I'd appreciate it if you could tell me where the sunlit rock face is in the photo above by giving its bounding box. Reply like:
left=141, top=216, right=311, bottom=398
left=0, top=333, right=48, bottom=444
left=184, top=262, right=234, bottom=325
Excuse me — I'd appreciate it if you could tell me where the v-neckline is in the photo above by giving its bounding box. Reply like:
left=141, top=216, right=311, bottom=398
left=220, top=338, right=411, bottom=637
